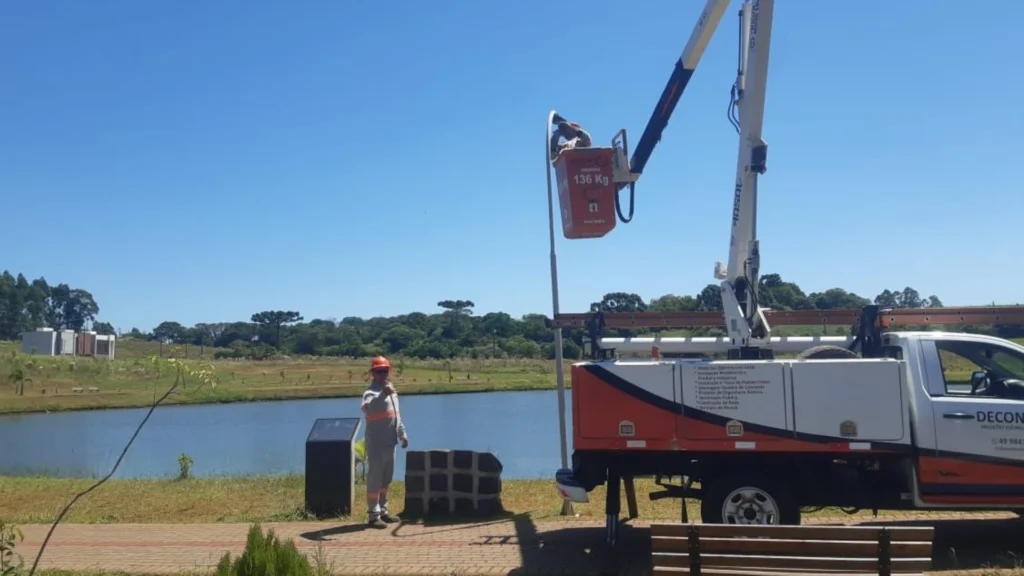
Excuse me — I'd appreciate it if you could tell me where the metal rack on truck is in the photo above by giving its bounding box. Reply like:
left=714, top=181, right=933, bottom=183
left=542, top=0, right=1024, bottom=546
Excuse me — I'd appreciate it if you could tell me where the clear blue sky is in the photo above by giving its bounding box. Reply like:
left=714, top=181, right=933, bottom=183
left=1, top=1, right=1019, bottom=333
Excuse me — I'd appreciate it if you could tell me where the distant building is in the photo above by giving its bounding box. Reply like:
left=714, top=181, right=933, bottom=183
left=19, top=327, right=115, bottom=358
left=20, top=328, right=57, bottom=355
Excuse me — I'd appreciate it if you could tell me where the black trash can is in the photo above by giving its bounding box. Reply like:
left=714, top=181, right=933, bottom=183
left=304, top=417, right=362, bottom=518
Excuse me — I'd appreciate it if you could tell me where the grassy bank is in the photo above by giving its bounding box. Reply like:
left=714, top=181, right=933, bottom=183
left=0, top=348, right=568, bottom=415
left=0, top=474, right=975, bottom=526
left=2, top=333, right=1020, bottom=415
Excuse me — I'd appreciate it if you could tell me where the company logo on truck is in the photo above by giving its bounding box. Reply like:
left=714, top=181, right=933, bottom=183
left=977, top=411, right=1024, bottom=424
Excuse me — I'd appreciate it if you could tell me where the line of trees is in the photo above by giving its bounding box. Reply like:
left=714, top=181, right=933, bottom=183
left=0, top=271, right=105, bottom=340
left=1, top=269, right=1018, bottom=360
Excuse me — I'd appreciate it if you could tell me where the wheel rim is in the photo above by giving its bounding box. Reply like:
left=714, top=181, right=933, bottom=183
left=721, top=486, right=780, bottom=525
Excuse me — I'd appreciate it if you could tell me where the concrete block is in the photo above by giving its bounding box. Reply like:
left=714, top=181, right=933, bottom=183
left=401, top=449, right=505, bottom=519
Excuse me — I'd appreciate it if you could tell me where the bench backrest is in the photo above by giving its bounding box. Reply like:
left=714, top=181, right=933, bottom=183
left=650, top=523, right=934, bottom=575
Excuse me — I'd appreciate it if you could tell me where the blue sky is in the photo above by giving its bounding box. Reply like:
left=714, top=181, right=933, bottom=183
left=1, top=1, right=1020, bottom=333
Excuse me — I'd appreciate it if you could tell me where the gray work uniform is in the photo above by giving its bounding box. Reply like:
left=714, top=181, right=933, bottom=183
left=549, top=120, right=593, bottom=161
left=361, top=382, right=407, bottom=521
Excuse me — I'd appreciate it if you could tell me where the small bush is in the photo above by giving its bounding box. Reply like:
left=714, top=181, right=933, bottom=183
left=177, top=453, right=194, bottom=480
left=1, top=520, right=25, bottom=576
left=216, top=524, right=313, bottom=576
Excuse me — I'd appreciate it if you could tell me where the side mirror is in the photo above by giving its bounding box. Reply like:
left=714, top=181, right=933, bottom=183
left=970, top=370, right=988, bottom=387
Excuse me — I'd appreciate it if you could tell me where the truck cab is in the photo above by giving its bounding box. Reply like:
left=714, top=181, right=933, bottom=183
left=897, top=331, right=1024, bottom=509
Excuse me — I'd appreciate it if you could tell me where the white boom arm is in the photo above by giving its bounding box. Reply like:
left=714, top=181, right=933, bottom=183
left=713, top=0, right=775, bottom=351
left=556, top=0, right=778, bottom=355
left=610, top=0, right=732, bottom=187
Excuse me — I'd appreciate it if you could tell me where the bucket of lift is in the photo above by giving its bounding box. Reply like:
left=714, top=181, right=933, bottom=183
left=553, top=129, right=635, bottom=240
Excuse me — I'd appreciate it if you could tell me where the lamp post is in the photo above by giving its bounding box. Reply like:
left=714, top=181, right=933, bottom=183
left=545, top=109, right=573, bottom=516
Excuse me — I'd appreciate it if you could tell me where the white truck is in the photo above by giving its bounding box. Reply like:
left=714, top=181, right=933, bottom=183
left=542, top=0, right=1023, bottom=545
left=553, top=325, right=1024, bottom=536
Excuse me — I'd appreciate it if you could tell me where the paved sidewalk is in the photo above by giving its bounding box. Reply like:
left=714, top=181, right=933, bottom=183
left=15, top=511, right=1022, bottom=575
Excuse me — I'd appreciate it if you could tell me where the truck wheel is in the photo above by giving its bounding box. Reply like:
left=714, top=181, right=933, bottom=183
left=797, top=345, right=859, bottom=360
left=701, top=475, right=801, bottom=525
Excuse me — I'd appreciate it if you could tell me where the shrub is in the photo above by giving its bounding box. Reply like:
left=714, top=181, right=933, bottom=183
left=216, top=524, right=313, bottom=576
left=177, top=452, right=194, bottom=480
left=1, top=520, right=24, bottom=576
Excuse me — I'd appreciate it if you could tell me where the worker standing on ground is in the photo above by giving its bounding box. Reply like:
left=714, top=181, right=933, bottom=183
left=361, top=355, right=409, bottom=529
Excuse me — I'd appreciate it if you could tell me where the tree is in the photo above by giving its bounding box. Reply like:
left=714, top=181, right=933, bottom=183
left=758, top=274, right=812, bottom=310
left=874, top=289, right=898, bottom=307
left=437, top=300, right=474, bottom=341
left=807, top=288, right=871, bottom=310
left=0, top=272, right=100, bottom=338
left=92, top=321, right=116, bottom=335
left=592, top=292, right=648, bottom=313
left=649, top=294, right=699, bottom=312
left=481, top=312, right=520, bottom=338
left=251, top=310, right=304, bottom=350
left=6, top=265, right=1000, bottom=362
left=193, top=322, right=229, bottom=346
left=381, top=325, right=424, bottom=354
left=696, top=284, right=723, bottom=311
left=437, top=300, right=475, bottom=316
left=874, top=287, right=932, bottom=309
left=40, top=283, right=99, bottom=331
left=153, top=321, right=188, bottom=343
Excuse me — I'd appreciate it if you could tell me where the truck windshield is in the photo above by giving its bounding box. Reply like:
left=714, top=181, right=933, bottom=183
left=936, top=339, right=1024, bottom=391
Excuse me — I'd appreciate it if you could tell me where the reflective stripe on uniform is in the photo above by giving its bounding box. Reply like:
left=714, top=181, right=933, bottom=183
left=365, top=409, right=396, bottom=422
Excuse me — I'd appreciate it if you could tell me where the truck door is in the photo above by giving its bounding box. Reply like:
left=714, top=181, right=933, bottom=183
left=919, top=337, right=1024, bottom=506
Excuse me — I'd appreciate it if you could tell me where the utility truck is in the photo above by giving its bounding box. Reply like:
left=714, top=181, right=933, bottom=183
left=553, top=310, right=1024, bottom=537
left=542, top=0, right=1024, bottom=544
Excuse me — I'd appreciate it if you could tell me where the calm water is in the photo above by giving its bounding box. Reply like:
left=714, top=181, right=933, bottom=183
left=0, top=389, right=575, bottom=480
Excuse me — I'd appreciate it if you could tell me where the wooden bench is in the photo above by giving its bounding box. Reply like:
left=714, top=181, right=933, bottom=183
left=650, top=523, right=934, bottom=575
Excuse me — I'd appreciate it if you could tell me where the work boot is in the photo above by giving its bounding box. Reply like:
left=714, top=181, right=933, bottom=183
left=381, top=512, right=401, bottom=524
left=367, top=517, right=387, bottom=529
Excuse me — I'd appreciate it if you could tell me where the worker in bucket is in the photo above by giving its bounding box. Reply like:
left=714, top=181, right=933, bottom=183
left=360, top=355, right=409, bottom=529
left=549, top=112, right=593, bottom=161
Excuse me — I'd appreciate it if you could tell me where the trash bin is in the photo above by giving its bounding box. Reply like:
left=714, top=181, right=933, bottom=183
left=305, top=417, right=362, bottom=518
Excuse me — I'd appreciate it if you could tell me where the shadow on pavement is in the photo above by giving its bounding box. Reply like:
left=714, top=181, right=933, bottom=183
left=856, top=516, right=1024, bottom=572
left=387, top=514, right=529, bottom=538
left=299, top=524, right=369, bottom=541
left=507, top=518, right=652, bottom=576
left=296, top=510, right=1024, bottom=575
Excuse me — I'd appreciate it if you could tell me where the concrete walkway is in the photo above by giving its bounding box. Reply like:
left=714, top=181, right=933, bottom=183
left=14, top=511, right=1022, bottom=575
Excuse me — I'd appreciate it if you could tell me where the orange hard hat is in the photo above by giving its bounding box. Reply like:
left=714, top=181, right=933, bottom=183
left=370, top=356, right=392, bottom=371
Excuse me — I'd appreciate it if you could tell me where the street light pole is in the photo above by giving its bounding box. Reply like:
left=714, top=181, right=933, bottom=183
left=545, top=109, right=573, bottom=516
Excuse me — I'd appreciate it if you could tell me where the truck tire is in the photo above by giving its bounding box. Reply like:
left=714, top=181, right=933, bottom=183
left=700, top=474, right=801, bottom=525
left=797, top=345, right=859, bottom=360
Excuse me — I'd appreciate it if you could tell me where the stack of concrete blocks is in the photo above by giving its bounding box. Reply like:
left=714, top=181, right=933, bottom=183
left=402, top=449, right=504, bottom=517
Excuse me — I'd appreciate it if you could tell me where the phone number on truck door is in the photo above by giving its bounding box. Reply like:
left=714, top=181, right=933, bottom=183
left=992, top=437, right=1024, bottom=446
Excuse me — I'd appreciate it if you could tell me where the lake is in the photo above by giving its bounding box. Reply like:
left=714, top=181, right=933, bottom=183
left=0, top=389, right=574, bottom=481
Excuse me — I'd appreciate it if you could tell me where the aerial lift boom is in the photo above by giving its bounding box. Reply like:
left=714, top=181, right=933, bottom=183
left=577, top=0, right=776, bottom=354
left=544, top=0, right=771, bottom=524
left=625, top=0, right=732, bottom=182
left=716, top=0, right=775, bottom=355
